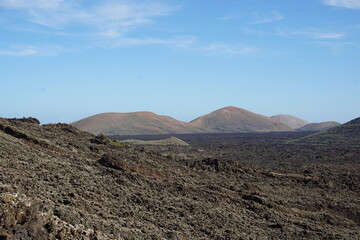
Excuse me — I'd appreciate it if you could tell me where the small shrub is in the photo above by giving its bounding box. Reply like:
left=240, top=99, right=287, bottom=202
left=107, top=140, right=123, bottom=148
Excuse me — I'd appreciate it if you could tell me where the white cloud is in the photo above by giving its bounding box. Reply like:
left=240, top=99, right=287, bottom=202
left=313, top=41, right=353, bottom=47
left=349, top=24, right=360, bottom=28
left=244, top=28, right=344, bottom=40
left=252, top=11, right=284, bottom=24
left=273, top=29, right=288, bottom=37
left=113, top=36, right=197, bottom=48
left=243, top=28, right=265, bottom=36
left=112, top=37, right=258, bottom=56
left=198, top=43, right=259, bottom=55
left=291, top=30, right=345, bottom=39
left=219, top=11, right=284, bottom=23
left=218, top=14, right=242, bottom=21
left=0, top=0, right=64, bottom=9
left=313, top=40, right=355, bottom=55
left=0, top=45, right=79, bottom=56
left=323, top=0, right=360, bottom=9
left=0, top=0, right=179, bottom=35
left=0, top=1, right=258, bottom=57
left=313, top=33, right=345, bottom=39
left=0, top=48, right=37, bottom=56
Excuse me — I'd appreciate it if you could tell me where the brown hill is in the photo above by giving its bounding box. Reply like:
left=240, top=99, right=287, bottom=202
left=189, top=106, right=293, bottom=133
left=271, top=114, right=309, bottom=129
left=72, top=107, right=294, bottom=136
left=72, top=112, right=200, bottom=136
left=296, top=121, right=340, bottom=132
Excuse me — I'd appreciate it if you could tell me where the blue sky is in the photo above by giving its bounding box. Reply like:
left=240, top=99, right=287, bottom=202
left=0, top=0, right=359, bottom=124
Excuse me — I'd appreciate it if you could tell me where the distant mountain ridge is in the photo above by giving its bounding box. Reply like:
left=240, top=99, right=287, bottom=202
left=296, top=121, right=340, bottom=132
left=291, top=117, right=360, bottom=146
left=72, top=106, right=293, bottom=135
left=270, top=115, right=309, bottom=129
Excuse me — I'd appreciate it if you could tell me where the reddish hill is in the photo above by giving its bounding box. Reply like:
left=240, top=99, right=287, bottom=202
left=189, top=106, right=293, bottom=133
left=72, top=107, right=295, bottom=136
left=72, top=112, right=200, bottom=136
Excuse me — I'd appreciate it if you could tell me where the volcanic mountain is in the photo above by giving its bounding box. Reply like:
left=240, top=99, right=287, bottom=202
left=71, top=112, right=200, bottom=136
left=291, top=117, right=360, bottom=146
left=271, top=114, right=309, bottom=129
left=73, top=107, right=294, bottom=135
left=189, top=106, right=293, bottom=133
left=296, top=121, right=340, bottom=132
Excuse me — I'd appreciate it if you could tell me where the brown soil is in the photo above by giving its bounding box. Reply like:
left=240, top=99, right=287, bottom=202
left=1, top=118, right=359, bottom=239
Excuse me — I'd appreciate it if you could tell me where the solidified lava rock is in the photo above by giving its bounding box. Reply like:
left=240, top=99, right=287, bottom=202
left=99, top=154, right=127, bottom=170
left=91, top=133, right=110, bottom=144
left=8, top=117, right=40, bottom=125
left=0, top=117, right=359, bottom=239
left=345, top=117, right=360, bottom=125
left=202, top=158, right=221, bottom=171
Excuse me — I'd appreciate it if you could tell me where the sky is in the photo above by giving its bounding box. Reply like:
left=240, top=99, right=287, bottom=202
left=0, top=0, right=359, bottom=124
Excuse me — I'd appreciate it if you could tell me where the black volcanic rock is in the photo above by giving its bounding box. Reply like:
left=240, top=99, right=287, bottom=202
left=8, top=117, right=40, bottom=125
left=1, top=117, right=359, bottom=239
left=91, top=133, right=110, bottom=144
left=345, top=117, right=360, bottom=125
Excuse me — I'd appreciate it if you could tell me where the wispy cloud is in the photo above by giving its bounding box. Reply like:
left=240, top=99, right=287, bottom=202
left=113, top=36, right=197, bottom=48
left=0, top=0, right=180, bottom=36
left=218, top=14, right=242, bottom=21
left=313, top=41, right=354, bottom=47
left=313, top=40, right=356, bottom=55
left=0, top=45, right=79, bottom=56
left=251, top=11, right=284, bottom=24
left=112, top=37, right=259, bottom=56
left=348, top=24, right=360, bottom=29
left=244, top=27, right=345, bottom=40
left=291, top=29, right=345, bottom=39
left=197, top=43, right=259, bottom=55
left=323, top=0, right=360, bottom=9
left=219, top=11, right=284, bottom=23
left=0, top=1, right=259, bottom=57
left=243, top=28, right=266, bottom=36
left=0, top=0, right=64, bottom=9
left=0, top=47, right=37, bottom=56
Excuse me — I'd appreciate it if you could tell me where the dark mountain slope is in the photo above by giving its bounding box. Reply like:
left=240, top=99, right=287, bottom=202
left=291, top=117, right=360, bottom=146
